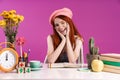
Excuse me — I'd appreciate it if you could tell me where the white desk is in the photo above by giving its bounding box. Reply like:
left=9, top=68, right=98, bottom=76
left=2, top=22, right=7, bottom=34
left=0, top=64, right=120, bottom=80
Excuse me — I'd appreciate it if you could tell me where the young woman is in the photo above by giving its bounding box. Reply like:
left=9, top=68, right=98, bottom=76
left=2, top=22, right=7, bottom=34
left=46, top=8, right=84, bottom=63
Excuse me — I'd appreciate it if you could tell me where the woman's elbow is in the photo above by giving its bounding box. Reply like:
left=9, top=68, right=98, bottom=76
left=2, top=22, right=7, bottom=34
left=69, top=59, right=76, bottom=63
left=47, top=58, right=55, bottom=63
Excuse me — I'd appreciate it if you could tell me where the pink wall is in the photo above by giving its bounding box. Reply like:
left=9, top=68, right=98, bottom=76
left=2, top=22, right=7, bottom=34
left=0, top=0, right=120, bottom=63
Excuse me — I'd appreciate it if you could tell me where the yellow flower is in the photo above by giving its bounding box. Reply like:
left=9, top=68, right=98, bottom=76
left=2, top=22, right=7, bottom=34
left=19, top=15, right=24, bottom=22
left=17, top=15, right=24, bottom=22
left=0, top=10, right=7, bottom=16
left=12, top=15, right=19, bottom=24
left=0, top=20, right=6, bottom=28
left=9, top=10, right=16, bottom=14
left=9, top=12, right=15, bottom=19
left=2, top=12, right=10, bottom=19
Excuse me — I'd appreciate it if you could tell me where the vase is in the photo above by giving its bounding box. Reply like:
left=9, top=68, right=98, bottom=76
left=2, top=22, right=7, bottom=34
left=5, top=35, right=16, bottom=49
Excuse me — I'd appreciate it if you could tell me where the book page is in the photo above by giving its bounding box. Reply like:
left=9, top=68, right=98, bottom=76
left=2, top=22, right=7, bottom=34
left=48, top=63, right=64, bottom=68
left=48, top=63, right=81, bottom=68
left=100, top=53, right=120, bottom=59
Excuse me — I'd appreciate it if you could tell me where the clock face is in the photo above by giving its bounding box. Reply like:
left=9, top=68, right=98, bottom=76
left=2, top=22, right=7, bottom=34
left=0, top=48, right=18, bottom=72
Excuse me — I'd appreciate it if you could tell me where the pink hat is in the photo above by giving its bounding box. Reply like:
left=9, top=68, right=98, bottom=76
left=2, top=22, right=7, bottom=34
left=49, top=8, right=73, bottom=23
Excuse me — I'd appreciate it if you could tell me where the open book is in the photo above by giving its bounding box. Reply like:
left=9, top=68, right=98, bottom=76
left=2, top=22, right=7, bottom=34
left=48, top=63, right=83, bottom=68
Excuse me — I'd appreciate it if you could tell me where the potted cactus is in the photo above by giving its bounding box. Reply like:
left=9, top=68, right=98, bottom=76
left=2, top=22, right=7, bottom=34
left=86, top=37, right=100, bottom=69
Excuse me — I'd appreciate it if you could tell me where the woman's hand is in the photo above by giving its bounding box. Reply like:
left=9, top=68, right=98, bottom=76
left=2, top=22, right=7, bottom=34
left=56, top=29, right=66, bottom=40
left=66, top=23, right=70, bottom=37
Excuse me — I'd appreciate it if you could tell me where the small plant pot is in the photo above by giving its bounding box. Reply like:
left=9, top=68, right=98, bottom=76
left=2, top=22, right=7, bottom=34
left=86, top=54, right=99, bottom=69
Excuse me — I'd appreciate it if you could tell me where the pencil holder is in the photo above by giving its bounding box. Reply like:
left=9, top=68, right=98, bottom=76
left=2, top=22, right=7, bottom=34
left=24, top=57, right=28, bottom=67
left=19, top=57, right=28, bottom=67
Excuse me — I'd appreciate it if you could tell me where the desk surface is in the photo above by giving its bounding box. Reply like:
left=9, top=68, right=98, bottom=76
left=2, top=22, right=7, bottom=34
left=0, top=64, right=120, bottom=80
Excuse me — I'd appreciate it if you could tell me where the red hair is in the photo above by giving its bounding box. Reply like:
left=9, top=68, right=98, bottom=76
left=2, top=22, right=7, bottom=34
left=51, top=15, right=83, bottom=50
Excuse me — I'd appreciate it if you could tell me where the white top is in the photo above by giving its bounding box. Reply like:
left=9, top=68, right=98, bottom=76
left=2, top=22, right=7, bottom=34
left=0, top=64, right=120, bottom=80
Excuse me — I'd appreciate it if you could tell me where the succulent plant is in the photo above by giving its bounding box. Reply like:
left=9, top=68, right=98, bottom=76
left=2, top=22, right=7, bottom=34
left=89, top=37, right=99, bottom=55
left=87, top=37, right=100, bottom=69
left=92, top=46, right=99, bottom=55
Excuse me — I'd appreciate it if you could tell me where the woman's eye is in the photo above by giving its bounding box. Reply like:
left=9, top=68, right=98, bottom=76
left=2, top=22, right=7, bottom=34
left=61, top=22, right=65, bottom=24
left=55, top=24, right=59, bottom=27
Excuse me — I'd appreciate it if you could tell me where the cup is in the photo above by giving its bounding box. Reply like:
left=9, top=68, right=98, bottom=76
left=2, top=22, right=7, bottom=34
left=30, top=60, right=41, bottom=68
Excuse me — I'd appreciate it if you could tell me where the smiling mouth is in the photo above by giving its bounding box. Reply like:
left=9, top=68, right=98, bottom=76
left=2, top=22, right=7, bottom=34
left=60, top=28, right=67, bottom=33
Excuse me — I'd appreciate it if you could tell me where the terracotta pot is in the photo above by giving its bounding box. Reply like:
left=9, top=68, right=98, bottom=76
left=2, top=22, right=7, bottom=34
left=86, top=54, right=99, bottom=69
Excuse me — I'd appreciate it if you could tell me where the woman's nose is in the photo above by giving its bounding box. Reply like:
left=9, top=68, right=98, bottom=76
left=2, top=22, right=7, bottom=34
left=58, top=24, right=62, bottom=27
left=59, top=26, right=64, bottom=30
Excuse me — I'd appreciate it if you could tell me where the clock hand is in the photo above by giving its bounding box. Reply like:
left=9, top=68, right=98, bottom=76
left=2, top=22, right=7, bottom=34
left=6, top=53, right=8, bottom=61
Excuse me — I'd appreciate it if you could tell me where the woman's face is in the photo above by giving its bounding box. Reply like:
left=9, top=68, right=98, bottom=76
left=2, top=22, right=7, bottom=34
left=54, top=18, right=68, bottom=35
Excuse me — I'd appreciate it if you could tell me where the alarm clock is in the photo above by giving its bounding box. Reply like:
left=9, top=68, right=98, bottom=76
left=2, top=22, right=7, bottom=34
left=0, top=42, right=19, bottom=72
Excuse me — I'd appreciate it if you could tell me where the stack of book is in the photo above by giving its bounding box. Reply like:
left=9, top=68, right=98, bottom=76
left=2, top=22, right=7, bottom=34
left=100, top=53, right=120, bottom=74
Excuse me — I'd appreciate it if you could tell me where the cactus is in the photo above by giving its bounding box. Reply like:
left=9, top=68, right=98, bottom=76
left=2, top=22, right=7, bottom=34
left=87, top=37, right=100, bottom=69
left=92, top=46, right=99, bottom=55
left=89, top=37, right=94, bottom=54
left=89, top=37, right=99, bottom=55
